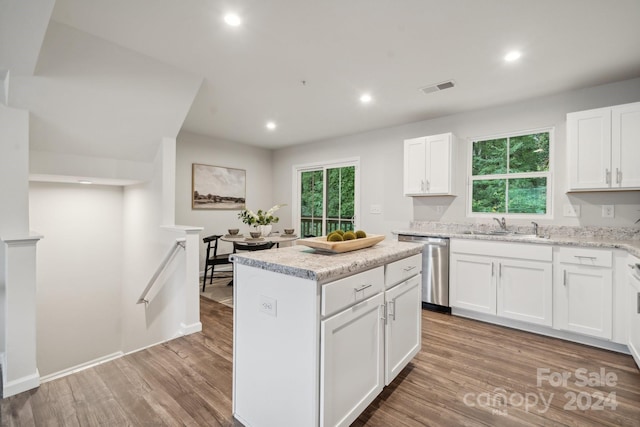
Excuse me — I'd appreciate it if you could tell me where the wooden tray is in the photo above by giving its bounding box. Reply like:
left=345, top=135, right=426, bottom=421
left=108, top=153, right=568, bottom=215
left=296, top=234, right=385, bottom=253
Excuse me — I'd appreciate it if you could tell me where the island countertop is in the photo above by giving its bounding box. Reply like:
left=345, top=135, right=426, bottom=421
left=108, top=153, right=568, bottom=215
left=230, top=240, right=423, bottom=284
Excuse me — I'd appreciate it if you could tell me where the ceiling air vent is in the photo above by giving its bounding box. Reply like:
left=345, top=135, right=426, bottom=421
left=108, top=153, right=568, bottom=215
left=419, top=80, right=455, bottom=95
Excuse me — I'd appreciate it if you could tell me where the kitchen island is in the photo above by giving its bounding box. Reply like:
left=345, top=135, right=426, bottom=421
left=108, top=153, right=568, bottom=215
left=230, top=240, right=423, bottom=427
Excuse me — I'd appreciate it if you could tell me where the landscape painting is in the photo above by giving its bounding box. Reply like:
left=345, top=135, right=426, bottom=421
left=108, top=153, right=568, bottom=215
left=192, top=163, right=246, bottom=210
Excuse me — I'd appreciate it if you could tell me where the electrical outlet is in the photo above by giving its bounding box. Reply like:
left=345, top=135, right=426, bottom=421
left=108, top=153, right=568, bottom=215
left=563, top=204, right=580, bottom=217
left=602, top=205, right=615, bottom=218
left=370, top=204, right=382, bottom=214
left=259, top=295, right=277, bottom=317
left=436, top=206, right=444, bottom=214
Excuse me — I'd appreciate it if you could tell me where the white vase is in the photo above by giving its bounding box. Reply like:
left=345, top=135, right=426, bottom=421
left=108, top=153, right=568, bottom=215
left=257, top=224, right=272, bottom=237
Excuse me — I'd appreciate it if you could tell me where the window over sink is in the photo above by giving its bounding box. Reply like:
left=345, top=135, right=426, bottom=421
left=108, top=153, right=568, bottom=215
left=468, top=128, right=552, bottom=218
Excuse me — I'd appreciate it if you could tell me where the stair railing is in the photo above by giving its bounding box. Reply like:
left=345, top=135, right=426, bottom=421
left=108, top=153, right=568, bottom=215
left=137, top=238, right=186, bottom=305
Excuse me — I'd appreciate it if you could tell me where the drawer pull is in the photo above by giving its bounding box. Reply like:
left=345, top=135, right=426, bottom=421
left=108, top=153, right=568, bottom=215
left=574, top=255, right=597, bottom=261
left=354, top=283, right=372, bottom=293
left=403, top=265, right=417, bottom=272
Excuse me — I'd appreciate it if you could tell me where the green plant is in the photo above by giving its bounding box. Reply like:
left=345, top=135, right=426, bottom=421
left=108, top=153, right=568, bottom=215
left=238, top=204, right=285, bottom=226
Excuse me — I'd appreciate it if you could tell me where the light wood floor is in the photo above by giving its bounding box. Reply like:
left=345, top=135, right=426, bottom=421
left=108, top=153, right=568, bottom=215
left=2, top=291, right=639, bottom=426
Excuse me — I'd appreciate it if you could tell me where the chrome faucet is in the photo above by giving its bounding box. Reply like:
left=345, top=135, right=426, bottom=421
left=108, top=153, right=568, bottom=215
left=493, top=217, right=507, bottom=230
left=531, top=221, right=539, bottom=237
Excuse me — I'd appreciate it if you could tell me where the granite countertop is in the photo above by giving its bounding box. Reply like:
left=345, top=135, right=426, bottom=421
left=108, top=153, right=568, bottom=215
left=230, top=240, right=424, bottom=284
left=394, top=225, right=640, bottom=258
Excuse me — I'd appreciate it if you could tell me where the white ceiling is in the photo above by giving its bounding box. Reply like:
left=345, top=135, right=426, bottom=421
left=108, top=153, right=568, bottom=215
left=32, top=0, right=640, bottom=150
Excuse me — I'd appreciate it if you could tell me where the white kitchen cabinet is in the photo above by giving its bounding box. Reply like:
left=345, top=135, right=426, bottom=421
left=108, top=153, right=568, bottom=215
left=567, top=101, right=640, bottom=190
left=628, top=257, right=640, bottom=369
left=450, top=239, right=553, bottom=327
left=384, top=274, right=422, bottom=385
left=404, top=133, right=455, bottom=196
left=554, top=247, right=613, bottom=340
left=321, top=292, right=385, bottom=427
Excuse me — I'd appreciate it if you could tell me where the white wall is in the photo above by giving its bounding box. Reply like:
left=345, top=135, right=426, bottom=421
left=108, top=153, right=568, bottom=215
left=272, top=78, right=640, bottom=235
left=29, top=182, right=123, bottom=376
left=176, top=131, right=274, bottom=271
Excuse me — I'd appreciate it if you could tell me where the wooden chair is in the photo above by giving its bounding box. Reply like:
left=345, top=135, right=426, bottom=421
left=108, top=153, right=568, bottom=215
left=202, top=235, right=233, bottom=291
left=233, top=241, right=276, bottom=253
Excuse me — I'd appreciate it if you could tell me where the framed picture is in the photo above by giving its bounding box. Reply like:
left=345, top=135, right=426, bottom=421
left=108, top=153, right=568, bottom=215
left=192, top=163, right=246, bottom=210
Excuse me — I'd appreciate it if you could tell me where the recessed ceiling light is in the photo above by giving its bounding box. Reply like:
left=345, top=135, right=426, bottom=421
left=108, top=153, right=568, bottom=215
left=78, top=180, right=93, bottom=185
left=224, top=13, right=242, bottom=27
left=504, top=51, right=522, bottom=62
left=266, top=121, right=277, bottom=130
left=360, top=93, right=372, bottom=104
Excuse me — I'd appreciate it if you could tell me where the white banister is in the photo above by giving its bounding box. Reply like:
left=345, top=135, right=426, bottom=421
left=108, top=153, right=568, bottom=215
left=137, top=238, right=186, bottom=305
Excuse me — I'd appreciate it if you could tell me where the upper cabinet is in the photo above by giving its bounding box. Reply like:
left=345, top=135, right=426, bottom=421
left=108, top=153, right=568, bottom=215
left=567, top=101, right=640, bottom=191
left=403, top=132, right=455, bottom=196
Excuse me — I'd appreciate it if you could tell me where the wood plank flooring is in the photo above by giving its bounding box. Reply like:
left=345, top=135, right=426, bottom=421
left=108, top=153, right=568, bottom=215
left=2, top=292, right=639, bottom=426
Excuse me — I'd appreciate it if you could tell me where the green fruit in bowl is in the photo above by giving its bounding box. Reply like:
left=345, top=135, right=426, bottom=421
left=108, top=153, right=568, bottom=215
left=328, top=233, right=344, bottom=242
left=355, top=230, right=367, bottom=238
left=334, top=230, right=345, bottom=236
left=343, top=231, right=357, bottom=240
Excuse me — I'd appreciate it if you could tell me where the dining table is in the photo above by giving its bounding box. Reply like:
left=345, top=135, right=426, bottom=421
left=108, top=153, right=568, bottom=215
left=220, top=232, right=299, bottom=248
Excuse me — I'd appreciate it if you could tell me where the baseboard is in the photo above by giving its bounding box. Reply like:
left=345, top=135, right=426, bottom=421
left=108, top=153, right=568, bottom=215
left=39, top=351, right=124, bottom=384
left=452, top=308, right=630, bottom=355
left=2, top=370, right=40, bottom=398
left=180, top=321, right=202, bottom=335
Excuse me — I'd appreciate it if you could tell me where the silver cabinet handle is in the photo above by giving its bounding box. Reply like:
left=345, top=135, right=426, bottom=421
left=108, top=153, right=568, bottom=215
left=563, top=270, right=567, bottom=286
left=605, top=168, right=611, bottom=184
left=388, top=300, right=396, bottom=321
left=380, top=304, right=387, bottom=321
left=491, top=262, right=494, bottom=276
left=425, top=179, right=430, bottom=192
left=499, top=263, right=502, bottom=278
left=637, top=293, right=640, bottom=314
left=574, top=255, right=597, bottom=260
left=354, top=283, right=372, bottom=293
left=403, top=265, right=417, bottom=272
left=616, top=168, right=621, bottom=184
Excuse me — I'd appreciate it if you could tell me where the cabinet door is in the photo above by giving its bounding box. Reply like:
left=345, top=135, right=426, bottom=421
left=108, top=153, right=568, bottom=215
left=384, top=274, right=422, bottom=385
left=497, top=259, right=552, bottom=327
left=612, top=102, right=640, bottom=189
left=567, top=107, right=612, bottom=190
left=425, top=133, right=452, bottom=194
left=555, top=265, right=613, bottom=339
left=320, top=292, right=384, bottom=427
left=404, top=137, right=427, bottom=195
left=628, top=266, right=640, bottom=369
left=450, top=253, right=496, bottom=314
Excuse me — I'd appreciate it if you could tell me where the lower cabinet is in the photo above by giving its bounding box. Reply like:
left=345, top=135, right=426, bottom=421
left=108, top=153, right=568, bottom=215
left=320, top=293, right=385, bottom=427
left=627, top=257, right=640, bottom=369
left=450, top=240, right=553, bottom=327
left=554, top=247, right=613, bottom=339
left=384, top=274, right=422, bottom=385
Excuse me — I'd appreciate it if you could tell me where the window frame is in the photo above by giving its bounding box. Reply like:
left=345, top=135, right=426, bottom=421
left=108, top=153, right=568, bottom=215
left=292, top=157, right=360, bottom=236
left=466, top=127, right=554, bottom=220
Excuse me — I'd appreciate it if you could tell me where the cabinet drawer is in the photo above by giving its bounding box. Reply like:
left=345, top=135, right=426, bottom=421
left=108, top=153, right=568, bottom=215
left=322, top=266, right=384, bottom=317
left=385, top=254, right=421, bottom=288
left=557, top=247, right=612, bottom=267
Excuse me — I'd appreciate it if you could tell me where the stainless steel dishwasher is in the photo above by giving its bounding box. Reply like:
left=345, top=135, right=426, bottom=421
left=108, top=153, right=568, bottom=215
left=398, top=234, right=450, bottom=313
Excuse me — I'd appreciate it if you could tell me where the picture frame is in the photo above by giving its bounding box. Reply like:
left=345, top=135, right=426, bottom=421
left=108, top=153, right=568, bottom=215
left=192, top=163, right=246, bottom=210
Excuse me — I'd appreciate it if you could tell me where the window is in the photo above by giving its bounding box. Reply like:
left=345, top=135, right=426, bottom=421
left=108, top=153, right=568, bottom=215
left=295, top=159, right=359, bottom=237
left=469, top=129, right=552, bottom=217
